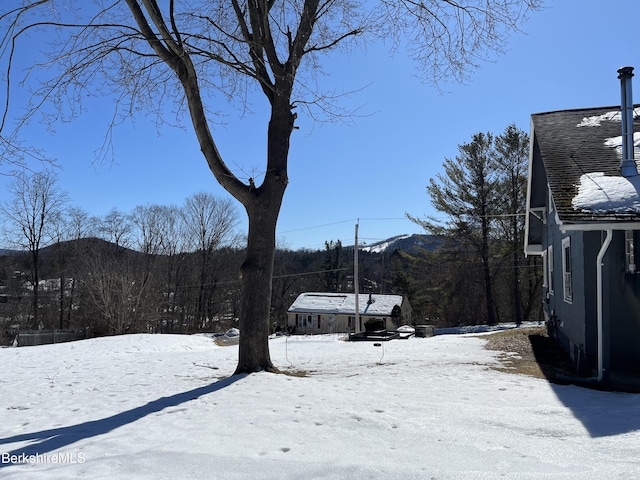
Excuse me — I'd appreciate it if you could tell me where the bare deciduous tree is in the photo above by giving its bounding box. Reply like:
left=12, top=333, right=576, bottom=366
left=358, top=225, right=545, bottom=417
left=154, top=204, right=187, bottom=331
left=97, top=208, right=133, bottom=253
left=0, top=0, right=541, bottom=373
left=81, top=248, right=149, bottom=335
left=181, top=192, right=239, bottom=328
left=64, top=205, right=93, bottom=328
left=0, top=169, right=67, bottom=327
left=131, top=204, right=166, bottom=257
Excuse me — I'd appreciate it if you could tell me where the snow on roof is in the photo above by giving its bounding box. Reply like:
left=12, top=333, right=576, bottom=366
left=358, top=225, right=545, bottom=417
left=572, top=132, right=640, bottom=213
left=576, top=110, right=621, bottom=127
left=572, top=172, right=640, bottom=213
left=576, top=108, right=639, bottom=127
left=288, top=292, right=404, bottom=316
left=604, top=131, right=640, bottom=157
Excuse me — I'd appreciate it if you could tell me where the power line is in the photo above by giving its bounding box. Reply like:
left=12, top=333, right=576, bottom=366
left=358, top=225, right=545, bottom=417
left=166, top=267, right=352, bottom=289
left=278, top=219, right=357, bottom=234
left=278, top=216, right=420, bottom=235
left=273, top=267, right=350, bottom=280
left=278, top=214, right=526, bottom=238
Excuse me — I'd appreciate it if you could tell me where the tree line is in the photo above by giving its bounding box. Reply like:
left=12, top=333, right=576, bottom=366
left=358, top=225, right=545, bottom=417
left=402, top=124, right=543, bottom=326
left=0, top=171, right=394, bottom=342
left=0, top=172, right=243, bottom=340
left=0, top=123, right=543, bottom=344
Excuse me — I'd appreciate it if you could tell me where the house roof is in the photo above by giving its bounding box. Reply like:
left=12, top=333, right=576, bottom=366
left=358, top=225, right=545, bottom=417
left=287, top=292, right=405, bottom=316
left=529, top=105, right=640, bottom=225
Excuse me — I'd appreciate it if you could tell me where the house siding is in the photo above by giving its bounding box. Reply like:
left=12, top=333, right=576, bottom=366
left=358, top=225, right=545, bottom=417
left=548, top=230, right=587, bottom=368
left=583, top=231, right=601, bottom=374
left=605, top=231, right=640, bottom=373
left=286, top=313, right=395, bottom=334
left=547, top=227, right=640, bottom=375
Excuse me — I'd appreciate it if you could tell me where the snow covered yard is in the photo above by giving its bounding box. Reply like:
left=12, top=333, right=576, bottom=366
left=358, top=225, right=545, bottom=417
left=1, top=332, right=639, bottom=479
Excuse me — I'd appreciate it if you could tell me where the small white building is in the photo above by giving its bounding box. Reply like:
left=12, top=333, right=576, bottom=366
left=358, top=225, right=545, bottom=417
left=287, top=292, right=412, bottom=334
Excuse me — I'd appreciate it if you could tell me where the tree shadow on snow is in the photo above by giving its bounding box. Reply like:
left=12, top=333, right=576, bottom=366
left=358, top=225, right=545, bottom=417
left=0, top=374, right=246, bottom=466
left=529, top=334, right=640, bottom=438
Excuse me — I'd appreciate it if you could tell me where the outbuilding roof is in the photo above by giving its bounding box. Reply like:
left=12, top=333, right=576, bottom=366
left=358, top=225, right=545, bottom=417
left=287, top=292, right=404, bottom=316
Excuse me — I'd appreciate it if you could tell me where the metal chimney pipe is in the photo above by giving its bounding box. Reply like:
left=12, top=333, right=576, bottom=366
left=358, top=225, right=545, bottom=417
left=618, top=66, right=638, bottom=177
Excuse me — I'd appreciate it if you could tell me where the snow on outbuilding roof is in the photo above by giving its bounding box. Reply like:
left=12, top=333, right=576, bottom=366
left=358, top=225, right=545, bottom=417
left=287, top=292, right=404, bottom=316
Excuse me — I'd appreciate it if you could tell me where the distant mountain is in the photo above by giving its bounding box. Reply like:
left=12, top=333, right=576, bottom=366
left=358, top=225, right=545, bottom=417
left=360, top=234, right=443, bottom=254
left=0, top=234, right=443, bottom=259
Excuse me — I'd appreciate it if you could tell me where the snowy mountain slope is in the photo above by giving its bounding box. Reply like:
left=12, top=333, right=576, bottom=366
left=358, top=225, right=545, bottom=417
left=360, top=234, right=443, bottom=254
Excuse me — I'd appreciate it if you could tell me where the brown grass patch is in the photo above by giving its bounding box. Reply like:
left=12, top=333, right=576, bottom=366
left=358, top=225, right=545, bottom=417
left=483, top=327, right=577, bottom=382
left=278, top=369, right=310, bottom=377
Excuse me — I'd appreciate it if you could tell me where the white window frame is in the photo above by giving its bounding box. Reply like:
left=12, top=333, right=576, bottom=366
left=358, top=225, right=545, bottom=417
left=562, top=237, right=572, bottom=303
left=625, top=230, right=636, bottom=273
left=299, top=314, right=312, bottom=328
left=547, top=245, right=554, bottom=295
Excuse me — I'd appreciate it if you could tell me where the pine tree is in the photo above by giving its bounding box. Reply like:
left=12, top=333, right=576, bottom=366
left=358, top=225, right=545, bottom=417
left=494, top=124, right=529, bottom=325
left=411, top=132, right=499, bottom=325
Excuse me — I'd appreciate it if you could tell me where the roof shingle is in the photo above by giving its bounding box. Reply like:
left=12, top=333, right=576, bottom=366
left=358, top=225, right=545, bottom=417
left=532, top=105, right=640, bottom=224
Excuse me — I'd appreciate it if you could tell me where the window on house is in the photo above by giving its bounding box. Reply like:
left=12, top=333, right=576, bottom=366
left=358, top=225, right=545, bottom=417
left=547, top=245, right=554, bottom=295
left=317, top=315, right=321, bottom=329
left=562, top=237, right=572, bottom=303
left=626, top=230, right=636, bottom=273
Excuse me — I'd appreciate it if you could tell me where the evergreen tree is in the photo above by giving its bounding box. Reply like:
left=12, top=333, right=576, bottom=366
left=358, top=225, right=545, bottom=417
left=323, top=240, right=346, bottom=292
left=494, top=124, right=529, bottom=325
left=411, top=132, right=499, bottom=325
left=409, top=126, right=543, bottom=326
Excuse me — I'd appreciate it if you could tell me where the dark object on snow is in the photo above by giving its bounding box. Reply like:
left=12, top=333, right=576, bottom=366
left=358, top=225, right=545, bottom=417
left=414, top=325, right=435, bottom=338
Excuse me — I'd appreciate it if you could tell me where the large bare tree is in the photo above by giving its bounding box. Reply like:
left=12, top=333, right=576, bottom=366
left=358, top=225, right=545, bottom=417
left=181, top=192, right=239, bottom=328
left=0, top=0, right=541, bottom=373
left=0, top=169, right=68, bottom=327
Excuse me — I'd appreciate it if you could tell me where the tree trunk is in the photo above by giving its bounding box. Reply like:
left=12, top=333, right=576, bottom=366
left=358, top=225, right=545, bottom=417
left=31, top=250, right=39, bottom=328
left=67, top=278, right=76, bottom=329
left=59, top=274, right=65, bottom=329
left=233, top=98, right=292, bottom=374
left=235, top=206, right=279, bottom=373
left=481, top=216, right=496, bottom=325
left=512, top=224, right=523, bottom=326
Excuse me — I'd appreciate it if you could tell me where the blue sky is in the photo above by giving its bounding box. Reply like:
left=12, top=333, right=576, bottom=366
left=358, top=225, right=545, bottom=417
left=2, top=0, right=640, bottom=251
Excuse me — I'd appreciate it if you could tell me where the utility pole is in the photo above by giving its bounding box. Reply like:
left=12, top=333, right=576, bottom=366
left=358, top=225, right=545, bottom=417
left=354, top=220, right=360, bottom=334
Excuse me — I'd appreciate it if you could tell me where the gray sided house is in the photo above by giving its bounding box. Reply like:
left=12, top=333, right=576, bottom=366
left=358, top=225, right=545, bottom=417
left=524, top=68, right=640, bottom=383
left=287, top=292, right=412, bottom=334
